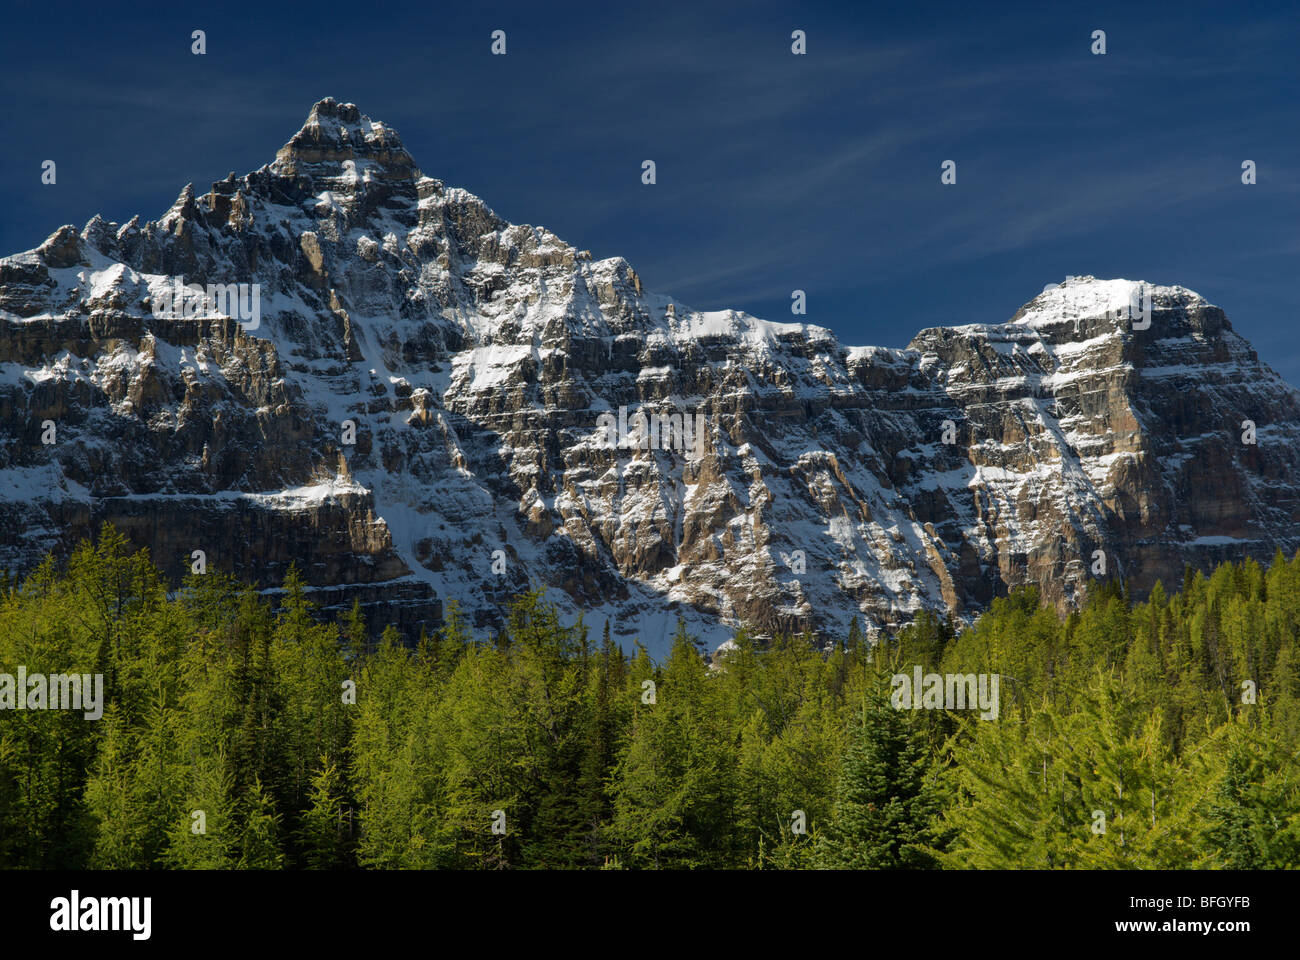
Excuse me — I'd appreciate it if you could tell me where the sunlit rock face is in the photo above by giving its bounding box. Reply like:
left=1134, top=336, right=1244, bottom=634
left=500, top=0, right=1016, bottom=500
left=3, top=100, right=1298, bottom=654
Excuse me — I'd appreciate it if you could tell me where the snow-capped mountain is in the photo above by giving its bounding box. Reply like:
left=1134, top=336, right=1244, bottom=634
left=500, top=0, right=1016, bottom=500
left=3, top=99, right=1298, bottom=654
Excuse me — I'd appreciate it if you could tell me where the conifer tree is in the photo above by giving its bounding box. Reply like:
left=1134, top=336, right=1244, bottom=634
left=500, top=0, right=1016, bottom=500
left=237, top=778, right=285, bottom=869
left=818, top=687, right=942, bottom=869
left=164, top=749, right=236, bottom=869
left=298, top=757, right=351, bottom=869
left=1198, top=717, right=1300, bottom=868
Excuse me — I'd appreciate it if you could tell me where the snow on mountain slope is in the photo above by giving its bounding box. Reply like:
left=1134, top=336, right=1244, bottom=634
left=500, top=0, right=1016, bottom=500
left=3, top=99, right=1299, bottom=655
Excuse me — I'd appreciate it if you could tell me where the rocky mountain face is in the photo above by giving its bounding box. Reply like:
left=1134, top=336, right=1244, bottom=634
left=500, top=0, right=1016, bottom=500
left=3, top=99, right=1299, bottom=654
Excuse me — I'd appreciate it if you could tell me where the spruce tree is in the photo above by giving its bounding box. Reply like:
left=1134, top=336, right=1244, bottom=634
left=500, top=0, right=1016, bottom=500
left=817, top=688, right=942, bottom=869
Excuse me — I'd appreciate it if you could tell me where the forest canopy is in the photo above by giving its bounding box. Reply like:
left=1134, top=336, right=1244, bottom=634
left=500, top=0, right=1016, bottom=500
left=1, top=525, right=1297, bottom=870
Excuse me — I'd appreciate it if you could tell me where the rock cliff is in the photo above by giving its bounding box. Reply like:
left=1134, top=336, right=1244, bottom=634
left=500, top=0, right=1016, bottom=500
left=3, top=99, right=1298, bottom=653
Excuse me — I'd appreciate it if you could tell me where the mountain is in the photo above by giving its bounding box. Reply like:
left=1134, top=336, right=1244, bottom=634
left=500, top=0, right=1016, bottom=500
left=2, top=98, right=1299, bottom=654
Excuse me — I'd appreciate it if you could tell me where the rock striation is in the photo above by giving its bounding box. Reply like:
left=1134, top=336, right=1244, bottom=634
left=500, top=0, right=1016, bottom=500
left=3, top=99, right=1298, bottom=653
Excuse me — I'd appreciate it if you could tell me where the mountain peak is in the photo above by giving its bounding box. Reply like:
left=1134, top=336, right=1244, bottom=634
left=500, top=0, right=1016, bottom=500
left=1003, top=276, right=1213, bottom=337
left=3, top=102, right=1299, bottom=654
left=272, top=99, right=419, bottom=182
left=308, top=97, right=363, bottom=123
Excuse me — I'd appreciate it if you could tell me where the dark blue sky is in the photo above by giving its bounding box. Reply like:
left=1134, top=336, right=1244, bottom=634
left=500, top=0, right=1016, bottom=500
left=4, top=0, right=1299, bottom=381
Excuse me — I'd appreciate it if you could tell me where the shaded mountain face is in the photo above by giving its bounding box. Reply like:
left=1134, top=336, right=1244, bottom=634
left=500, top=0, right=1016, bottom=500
left=2, top=98, right=1299, bottom=654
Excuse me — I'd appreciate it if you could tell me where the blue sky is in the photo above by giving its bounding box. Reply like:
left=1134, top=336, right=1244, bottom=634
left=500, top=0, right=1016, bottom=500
left=3, top=0, right=1299, bottom=381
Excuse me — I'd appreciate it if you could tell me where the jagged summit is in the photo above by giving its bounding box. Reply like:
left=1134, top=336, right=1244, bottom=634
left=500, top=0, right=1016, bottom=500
left=2, top=101, right=1299, bottom=654
left=1009, top=276, right=1218, bottom=333
left=272, top=98, right=420, bottom=182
